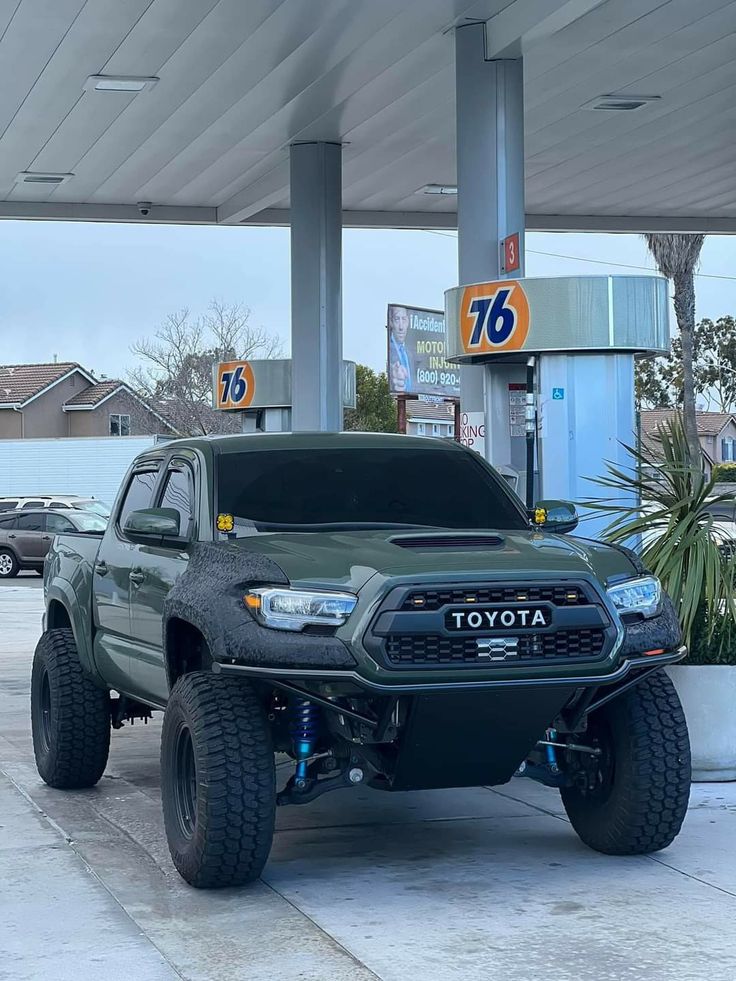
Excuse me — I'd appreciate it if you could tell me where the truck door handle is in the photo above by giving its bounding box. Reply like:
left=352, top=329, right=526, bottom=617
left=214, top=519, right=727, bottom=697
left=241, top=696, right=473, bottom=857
left=94, top=561, right=108, bottom=576
left=129, top=569, right=145, bottom=586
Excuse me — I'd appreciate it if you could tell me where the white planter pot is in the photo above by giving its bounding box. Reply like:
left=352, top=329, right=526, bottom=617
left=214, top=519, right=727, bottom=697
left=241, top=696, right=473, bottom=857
left=667, top=665, right=736, bottom=781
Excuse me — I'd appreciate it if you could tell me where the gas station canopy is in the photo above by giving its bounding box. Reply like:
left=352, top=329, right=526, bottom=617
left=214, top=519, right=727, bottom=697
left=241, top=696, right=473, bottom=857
left=3, top=0, right=736, bottom=233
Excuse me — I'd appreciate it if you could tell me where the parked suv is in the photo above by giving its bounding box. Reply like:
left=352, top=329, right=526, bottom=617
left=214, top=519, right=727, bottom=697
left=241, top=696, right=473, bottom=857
left=0, top=495, right=110, bottom=517
left=0, top=508, right=107, bottom=578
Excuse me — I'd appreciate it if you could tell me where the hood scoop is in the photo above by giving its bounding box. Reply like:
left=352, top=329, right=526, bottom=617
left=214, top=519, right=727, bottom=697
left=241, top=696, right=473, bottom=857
left=391, top=534, right=505, bottom=551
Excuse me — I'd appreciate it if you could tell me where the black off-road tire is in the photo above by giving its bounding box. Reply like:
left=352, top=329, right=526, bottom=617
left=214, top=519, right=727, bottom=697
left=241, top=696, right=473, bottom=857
left=0, top=548, right=19, bottom=578
left=31, top=628, right=111, bottom=789
left=561, top=670, right=691, bottom=855
left=160, top=672, right=276, bottom=889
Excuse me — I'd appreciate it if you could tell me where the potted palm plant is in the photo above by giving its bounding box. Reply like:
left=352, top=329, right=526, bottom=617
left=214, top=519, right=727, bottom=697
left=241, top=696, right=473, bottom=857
left=588, top=414, right=736, bottom=780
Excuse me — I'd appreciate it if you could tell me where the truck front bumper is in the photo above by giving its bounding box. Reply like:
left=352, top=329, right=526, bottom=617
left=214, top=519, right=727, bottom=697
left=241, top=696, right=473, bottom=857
left=213, top=644, right=687, bottom=693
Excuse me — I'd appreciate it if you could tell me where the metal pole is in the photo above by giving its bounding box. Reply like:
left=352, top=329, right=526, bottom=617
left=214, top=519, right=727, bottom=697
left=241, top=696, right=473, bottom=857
left=290, top=142, right=343, bottom=432
left=455, top=24, right=525, bottom=464
left=525, top=355, right=536, bottom=509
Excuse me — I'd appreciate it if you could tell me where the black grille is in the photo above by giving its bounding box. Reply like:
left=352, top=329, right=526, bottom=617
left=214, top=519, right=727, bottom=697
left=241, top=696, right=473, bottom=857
left=402, top=584, right=588, bottom=611
left=364, top=580, right=615, bottom=671
left=385, top=628, right=606, bottom=666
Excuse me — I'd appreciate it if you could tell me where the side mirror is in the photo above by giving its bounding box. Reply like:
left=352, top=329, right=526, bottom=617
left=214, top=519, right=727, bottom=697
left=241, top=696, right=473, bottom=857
left=531, top=499, right=578, bottom=534
left=123, top=507, right=181, bottom=542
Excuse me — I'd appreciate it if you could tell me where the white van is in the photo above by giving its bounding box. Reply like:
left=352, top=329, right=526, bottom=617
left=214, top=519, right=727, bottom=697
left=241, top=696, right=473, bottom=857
left=0, top=495, right=110, bottom=517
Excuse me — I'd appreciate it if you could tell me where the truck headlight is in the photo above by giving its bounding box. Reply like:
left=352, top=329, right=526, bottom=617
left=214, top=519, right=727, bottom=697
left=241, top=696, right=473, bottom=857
left=607, top=576, right=661, bottom=618
left=244, top=587, right=357, bottom=632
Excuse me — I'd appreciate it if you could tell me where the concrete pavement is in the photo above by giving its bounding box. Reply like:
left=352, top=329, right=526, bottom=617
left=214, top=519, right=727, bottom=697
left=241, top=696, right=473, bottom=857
left=1, top=583, right=735, bottom=981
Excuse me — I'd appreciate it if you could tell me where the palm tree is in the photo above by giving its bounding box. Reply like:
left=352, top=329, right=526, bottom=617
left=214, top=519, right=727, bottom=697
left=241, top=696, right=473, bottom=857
left=643, top=233, right=705, bottom=468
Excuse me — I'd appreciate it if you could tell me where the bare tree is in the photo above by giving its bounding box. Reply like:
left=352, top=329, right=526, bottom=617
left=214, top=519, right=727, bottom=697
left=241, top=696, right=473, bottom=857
left=129, top=301, right=284, bottom=436
left=643, top=234, right=705, bottom=468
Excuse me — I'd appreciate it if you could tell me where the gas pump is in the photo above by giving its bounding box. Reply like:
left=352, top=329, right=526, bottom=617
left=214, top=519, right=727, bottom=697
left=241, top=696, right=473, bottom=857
left=445, top=276, right=671, bottom=537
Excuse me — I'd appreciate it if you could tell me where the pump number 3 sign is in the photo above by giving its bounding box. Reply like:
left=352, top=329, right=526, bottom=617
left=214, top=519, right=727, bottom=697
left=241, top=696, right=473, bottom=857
left=215, top=360, right=256, bottom=410
left=501, top=233, right=521, bottom=274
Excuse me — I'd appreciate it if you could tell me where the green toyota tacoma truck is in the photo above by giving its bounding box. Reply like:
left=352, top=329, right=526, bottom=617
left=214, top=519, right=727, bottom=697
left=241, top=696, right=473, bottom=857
left=32, top=432, right=691, bottom=888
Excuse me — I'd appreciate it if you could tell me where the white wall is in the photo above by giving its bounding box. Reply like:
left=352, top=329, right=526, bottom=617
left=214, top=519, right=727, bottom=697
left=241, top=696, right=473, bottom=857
left=0, top=437, right=159, bottom=506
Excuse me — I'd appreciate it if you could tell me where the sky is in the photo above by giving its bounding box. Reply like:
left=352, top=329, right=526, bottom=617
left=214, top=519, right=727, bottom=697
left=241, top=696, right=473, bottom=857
left=1, top=220, right=735, bottom=381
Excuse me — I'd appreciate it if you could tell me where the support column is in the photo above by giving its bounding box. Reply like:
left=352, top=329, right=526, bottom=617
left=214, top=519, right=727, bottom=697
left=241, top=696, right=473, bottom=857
left=455, top=23, right=525, bottom=463
left=290, top=142, right=343, bottom=431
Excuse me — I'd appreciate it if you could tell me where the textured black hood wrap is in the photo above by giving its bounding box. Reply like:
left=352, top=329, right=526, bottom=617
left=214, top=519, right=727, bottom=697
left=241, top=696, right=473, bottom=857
left=163, top=542, right=357, bottom=674
left=619, top=594, right=682, bottom=657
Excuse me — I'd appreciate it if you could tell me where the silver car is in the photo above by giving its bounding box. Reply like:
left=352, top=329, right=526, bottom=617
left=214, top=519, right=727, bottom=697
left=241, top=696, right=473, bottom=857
left=0, top=508, right=107, bottom=578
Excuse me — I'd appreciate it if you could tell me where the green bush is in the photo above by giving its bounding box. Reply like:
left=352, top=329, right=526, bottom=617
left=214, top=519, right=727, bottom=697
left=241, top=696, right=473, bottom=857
left=689, top=612, right=736, bottom=665
left=712, top=462, right=736, bottom=483
left=585, top=413, right=736, bottom=663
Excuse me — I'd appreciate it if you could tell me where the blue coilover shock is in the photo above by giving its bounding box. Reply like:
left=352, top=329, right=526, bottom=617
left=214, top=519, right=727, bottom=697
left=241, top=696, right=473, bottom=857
left=290, top=699, right=321, bottom=787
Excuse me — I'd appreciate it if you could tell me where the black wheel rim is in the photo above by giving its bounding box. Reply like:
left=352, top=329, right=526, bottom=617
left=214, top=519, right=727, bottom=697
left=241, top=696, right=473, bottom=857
left=173, top=724, right=197, bottom=840
left=39, top=668, right=52, bottom=753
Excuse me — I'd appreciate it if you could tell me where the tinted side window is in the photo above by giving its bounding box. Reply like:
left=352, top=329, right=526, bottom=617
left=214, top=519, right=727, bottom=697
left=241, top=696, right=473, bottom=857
left=159, top=466, right=194, bottom=537
left=46, top=513, right=76, bottom=534
left=118, top=470, right=160, bottom=530
left=50, top=501, right=70, bottom=509
left=17, top=512, right=44, bottom=531
left=0, top=514, right=18, bottom=529
left=0, top=501, right=18, bottom=511
left=22, top=501, right=44, bottom=509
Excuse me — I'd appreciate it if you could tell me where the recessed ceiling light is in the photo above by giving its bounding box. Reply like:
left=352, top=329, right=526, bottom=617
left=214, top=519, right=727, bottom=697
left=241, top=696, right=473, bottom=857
left=84, top=75, right=159, bottom=93
left=14, top=171, right=73, bottom=185
left=581, top=94, right=661, bottom=112
left=419, top=184, right=458, bottom=195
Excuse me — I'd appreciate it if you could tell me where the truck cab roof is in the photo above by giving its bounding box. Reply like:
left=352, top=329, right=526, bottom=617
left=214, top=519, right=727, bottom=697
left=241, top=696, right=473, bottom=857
left=157, top=431, right=468, bottom=457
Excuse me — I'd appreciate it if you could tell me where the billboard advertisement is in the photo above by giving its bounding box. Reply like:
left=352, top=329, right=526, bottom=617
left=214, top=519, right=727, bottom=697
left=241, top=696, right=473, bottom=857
left=387, top=304, right=460, bottom=398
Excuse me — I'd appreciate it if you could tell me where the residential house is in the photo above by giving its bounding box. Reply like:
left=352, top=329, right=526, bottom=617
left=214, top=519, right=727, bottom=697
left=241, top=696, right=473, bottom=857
left=640, top=409, right=736, bottom=475
left=405, top=399, right=456, bottom=439
left=0, top=362, right=176, bottom=439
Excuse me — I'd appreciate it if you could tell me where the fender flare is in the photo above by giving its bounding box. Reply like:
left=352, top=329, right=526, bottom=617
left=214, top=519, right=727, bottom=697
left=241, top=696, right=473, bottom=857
left=45, top=578, right=97, bottom=676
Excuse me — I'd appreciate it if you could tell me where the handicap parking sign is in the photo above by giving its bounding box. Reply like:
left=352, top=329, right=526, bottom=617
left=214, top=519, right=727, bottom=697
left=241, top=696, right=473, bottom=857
left=552, top=387, right=565, bottom=400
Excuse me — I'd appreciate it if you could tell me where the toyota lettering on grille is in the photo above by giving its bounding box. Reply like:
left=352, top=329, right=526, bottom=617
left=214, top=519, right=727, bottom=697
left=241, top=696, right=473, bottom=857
left=445, top=606, right=551, bottom=631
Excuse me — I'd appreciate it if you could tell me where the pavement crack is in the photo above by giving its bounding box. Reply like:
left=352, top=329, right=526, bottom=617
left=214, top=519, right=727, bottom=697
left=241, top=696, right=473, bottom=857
left=259, top=876, right=384, bottom=980
left=645, top=855, right=736, bottom=900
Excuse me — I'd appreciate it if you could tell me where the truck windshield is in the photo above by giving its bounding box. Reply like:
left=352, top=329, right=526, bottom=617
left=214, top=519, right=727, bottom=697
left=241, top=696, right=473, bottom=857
left=216, top=447, right=527, bottom=532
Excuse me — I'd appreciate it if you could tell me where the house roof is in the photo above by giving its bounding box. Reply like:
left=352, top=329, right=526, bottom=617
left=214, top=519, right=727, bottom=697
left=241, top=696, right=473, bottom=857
left=64, top=381, right=180, bottom=435
left=0, top=362, right=93, bottom=406
left=64, top=380, right=123, bottom=407
left=640, top=410, right=736, bottom=438
left=404, top=400, right=456, bottom=422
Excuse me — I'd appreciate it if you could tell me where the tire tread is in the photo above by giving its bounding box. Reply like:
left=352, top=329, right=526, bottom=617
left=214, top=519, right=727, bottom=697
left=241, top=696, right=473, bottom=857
left=161, top=672, right=275, bottom=889
left=562, top=670, right=691, bottom=855
left=31, top=628, right=110, bottom=789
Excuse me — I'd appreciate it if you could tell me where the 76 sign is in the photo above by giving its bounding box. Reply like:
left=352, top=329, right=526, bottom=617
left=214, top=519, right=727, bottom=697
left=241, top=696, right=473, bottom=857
left=214, top=360, right=256, bottom=410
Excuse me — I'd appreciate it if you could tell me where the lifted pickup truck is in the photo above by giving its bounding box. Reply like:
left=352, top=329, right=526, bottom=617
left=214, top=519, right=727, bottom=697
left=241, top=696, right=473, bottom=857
left=32, top=432, right=690, bottom=888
